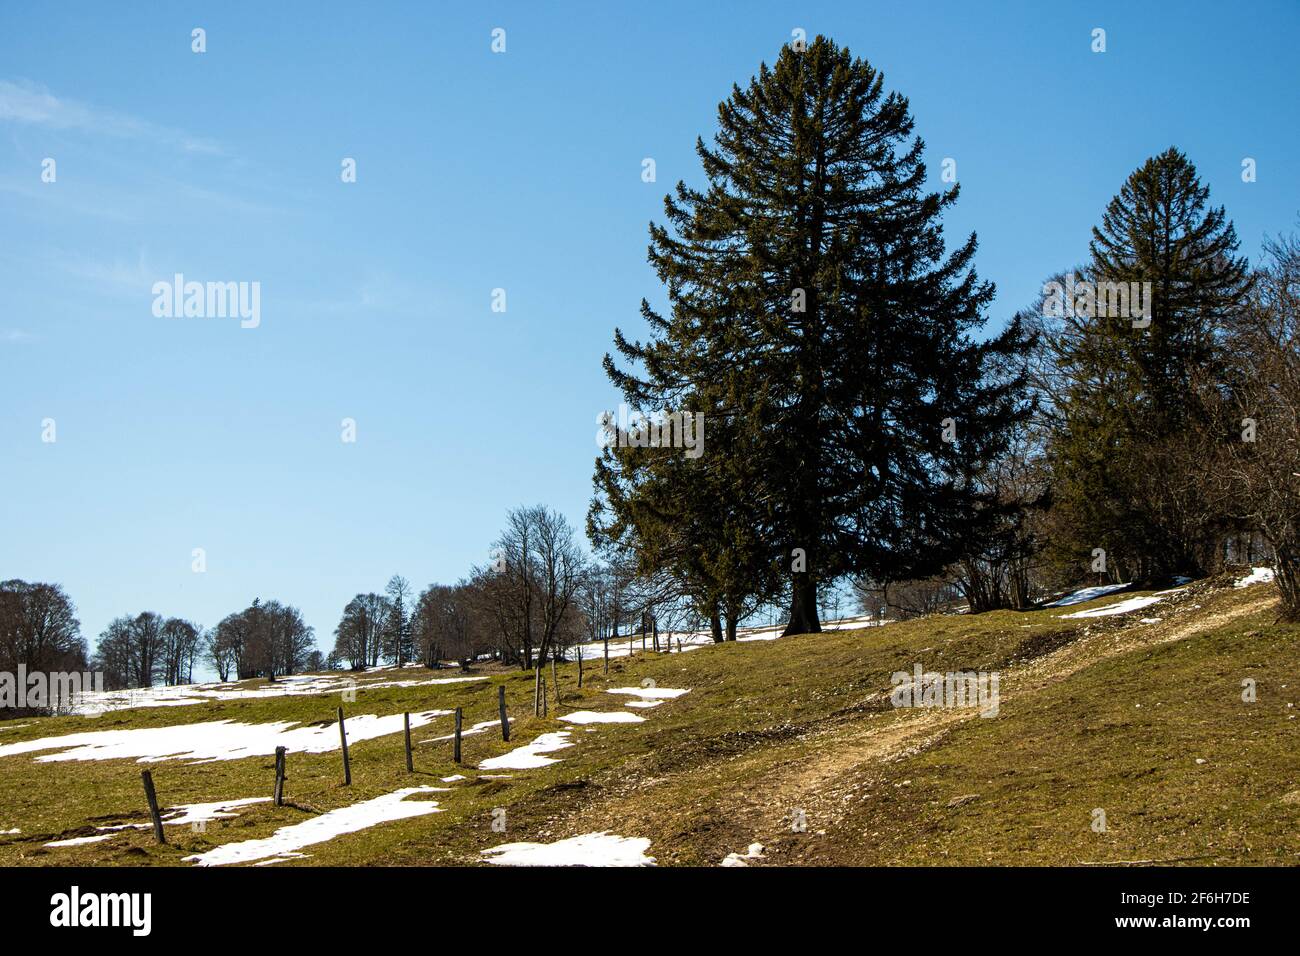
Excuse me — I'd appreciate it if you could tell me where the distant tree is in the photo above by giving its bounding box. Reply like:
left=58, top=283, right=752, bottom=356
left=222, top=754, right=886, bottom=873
left=383, top=575, right=413, bottom=666
left=464, top=564, right=524, bottom=665
left=494, top=507, right=539, bottom=668
left=206, top=613, right=246, bottom=682
left=531, top=506, right=585, bottom=665
left=0, top=581, right=87, bottom=688
left=304, top=649, right=325, bottom=672
left=1215, top=231, right=1300, bottom=618
left=262, top=601, right=314, bottom=678
left=93, top=611, right=163, bottom=688
left=1046, top=148, right=1252, bottom=582
left=413, top=582, right=481, bottom=667
left=158, top=618, right=201, bottom=685
left=201, top=600, right=312, bottom=681
left=332, top=593, right=390, bottom=670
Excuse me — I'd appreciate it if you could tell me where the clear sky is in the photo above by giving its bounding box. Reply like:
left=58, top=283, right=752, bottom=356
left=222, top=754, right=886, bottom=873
left=3, top=1, right=1298, bottom=669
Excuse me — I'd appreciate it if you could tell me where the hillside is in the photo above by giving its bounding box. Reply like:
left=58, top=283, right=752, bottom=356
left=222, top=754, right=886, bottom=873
left=1, top=573, right=1297, bottom=867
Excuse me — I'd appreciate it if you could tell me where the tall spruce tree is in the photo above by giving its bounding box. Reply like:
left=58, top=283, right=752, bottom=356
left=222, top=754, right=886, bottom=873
left=595, top=36, right=1030, bottom=634
left=1049, top=148, right=1251, bottom=580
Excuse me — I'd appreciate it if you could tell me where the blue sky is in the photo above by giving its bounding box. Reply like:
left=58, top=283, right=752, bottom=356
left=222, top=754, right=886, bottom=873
left=2, top=1, right=1298, bottom=669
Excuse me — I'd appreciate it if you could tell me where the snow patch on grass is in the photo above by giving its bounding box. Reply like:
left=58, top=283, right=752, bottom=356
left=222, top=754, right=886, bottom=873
left=479, top=731, right=574, bottom=770
left=0, top=710, right=450, bottom=763
left=1062, top=595, right=1165, bottom=619
left=1045, top=583, right=1130, bottom=608
left=606, top=687, right=691, bottom=700
left=184, top=787, right=443, bottom=866
left=482, top=831, right=655, bottom=867
left=558, top=711, right=645, bottom=725
left=69, top=674, right=487, bottom=717
left=721, top=842, right=767, bottom=866
left=1235, top=567, right=1275, bottom=588
left=46, top=834, right=114, bottom=847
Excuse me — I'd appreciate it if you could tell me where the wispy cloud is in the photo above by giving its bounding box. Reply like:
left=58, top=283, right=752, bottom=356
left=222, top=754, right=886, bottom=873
left=60, top=249, right=157, bottom=296
left=0, top=79, right=224, bottom=155
left=2, top=329, right=35, bottom=344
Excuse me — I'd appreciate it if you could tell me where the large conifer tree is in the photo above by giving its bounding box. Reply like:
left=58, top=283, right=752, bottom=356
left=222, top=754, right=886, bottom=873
left=596, top=36, right=1029, bottom=634
left=1049, top=148, right=1251, bottom=580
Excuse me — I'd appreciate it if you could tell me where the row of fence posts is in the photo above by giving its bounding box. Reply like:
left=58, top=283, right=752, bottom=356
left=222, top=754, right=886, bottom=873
left=137, top=650, right=619, bottom=844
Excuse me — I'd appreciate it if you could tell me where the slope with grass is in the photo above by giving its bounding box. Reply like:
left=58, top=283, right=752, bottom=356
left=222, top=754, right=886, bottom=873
left=0, top=575, right=1296, bottom=866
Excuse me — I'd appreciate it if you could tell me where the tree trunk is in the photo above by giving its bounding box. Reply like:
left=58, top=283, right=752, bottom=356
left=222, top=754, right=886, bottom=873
left=1275, top=547, right=1300, bottom=622
left=783, top=574, right=822, bottom=635
left=708, top=605, right=724, bottom=643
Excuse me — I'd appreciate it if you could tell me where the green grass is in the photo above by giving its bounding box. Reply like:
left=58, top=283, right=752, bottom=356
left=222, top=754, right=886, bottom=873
left=2, top=580, right=1297, bottom=866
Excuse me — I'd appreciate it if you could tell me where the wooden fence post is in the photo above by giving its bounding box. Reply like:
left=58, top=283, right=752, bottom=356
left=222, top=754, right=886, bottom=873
left=498, top=684, right=510, bottom=742
left=603, top=635, right=609, bottom=675
left=534, top=665, right=542, bottom=716
left=541, top=678, right=548, bottom=717
left=337, top=705, right=352, bottom=785
left=453, top=707, right=463, bottom=763
left=403, top=712, right=413, bottom=773
left=274, top=746, right=287, bottom=806
left=577, top=648, right=583, bottom=687
left=140, top=770, right=165, bottom=844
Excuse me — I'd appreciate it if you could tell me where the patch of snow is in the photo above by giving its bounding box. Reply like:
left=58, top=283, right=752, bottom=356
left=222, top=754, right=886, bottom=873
left=558, top=711, right=645, bottom=725
left=0, top=724, right=31, bottom=732
left=1062, top=595, right=1164, bottom=619
left=184, top=787, right=443, bottom=866
left=624, top=700, right=662, bottom=709
left=45, top=834, right=114, bottom=847
left=721, top=842, right=767, bottom=867
left=1044, top=583, right=1130, bottom=608
left=68, top=674, right=488, bottom=717
left=1235, top=567, right=1275, bottom=588
left=2, top=828, right=19, bottom=834
left=160, top=798, right=271, bottom=827
left=479, top=731, right=574, bottom=770
left=441, top=774, right=466, bottom=783
left=482, top=831, right=655, bottom=867
left=606, top=687, right=691, bottom=700
left=0, top=710, right=450, bottom=764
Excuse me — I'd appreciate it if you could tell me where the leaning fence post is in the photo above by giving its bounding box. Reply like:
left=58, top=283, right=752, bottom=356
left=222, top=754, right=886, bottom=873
left=453, top=707, right=463, bottom=763
left=337, top=705, right=352, bottom=785
left=498, top=684, right=510, bottom=742
left=274, top=746, right=287, bottom=806
left=577, top=648, right=583, bottom=688
left=140, top=770, right=165, bottom=844
left=403, top=712, right=413, bottom=773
